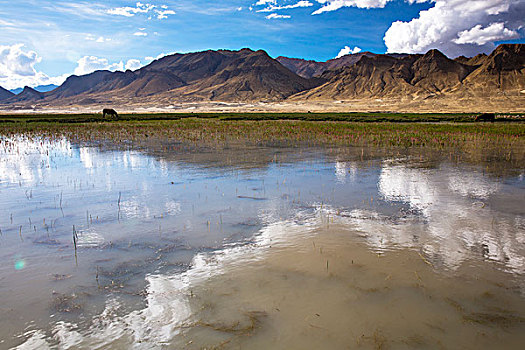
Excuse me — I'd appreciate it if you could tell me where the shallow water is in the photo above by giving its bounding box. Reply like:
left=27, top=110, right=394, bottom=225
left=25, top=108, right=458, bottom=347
left=0, top=136, right=524, bottom=349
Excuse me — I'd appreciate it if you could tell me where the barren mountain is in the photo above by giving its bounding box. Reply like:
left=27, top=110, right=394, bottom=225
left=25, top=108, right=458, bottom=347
left=276, top=52, right=378, bottom=79
left=275, top=57, right=326, bottom=79
left=7, top=49, right=317, bottom=106
left=10, top=84, right=58, bottom=95
left=161, top=49, right=319, bottom=101
left=293, top=49, right=483, bottom=100
left=0, top=44, right=523, bottom=112
left=49, top=71, right=136, bottom=100
left=5, top=86, right=45, bottom=103
left=455, top=53, right=487, bottom=67
left=457, top=44, right=525, bottom=96
left=0, top=86, right=14, bottom=101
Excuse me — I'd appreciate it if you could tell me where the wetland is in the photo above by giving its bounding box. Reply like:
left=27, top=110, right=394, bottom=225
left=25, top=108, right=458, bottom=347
left=0, top=115, right=524, bottom=349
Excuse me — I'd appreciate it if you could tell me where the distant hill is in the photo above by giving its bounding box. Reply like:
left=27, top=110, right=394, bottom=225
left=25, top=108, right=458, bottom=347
left=0, top=86, right=15, bottom=101
left=5, top=86, right=45, bottom=103
left=10, top=84, right=58, bottom=95
left=0, top=44, right=523, bottom=111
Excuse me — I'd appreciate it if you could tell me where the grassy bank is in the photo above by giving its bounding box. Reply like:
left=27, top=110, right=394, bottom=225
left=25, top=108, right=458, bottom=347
left=0, top=112, right=523, bottom=124
left=1, top=116, right=523, bottom=176
left=0, top=116, right=522, bottom=149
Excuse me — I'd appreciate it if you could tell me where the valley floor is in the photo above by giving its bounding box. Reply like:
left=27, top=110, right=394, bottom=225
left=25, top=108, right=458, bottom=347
left=1, top=95, right=525, bottom=115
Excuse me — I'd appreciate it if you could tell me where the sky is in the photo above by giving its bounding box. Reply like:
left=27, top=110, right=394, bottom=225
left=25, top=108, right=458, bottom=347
left=0, top=0, right=524, bottom=90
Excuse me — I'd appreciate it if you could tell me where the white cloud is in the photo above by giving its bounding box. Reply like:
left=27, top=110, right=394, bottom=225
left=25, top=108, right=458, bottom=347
left=313, top=0, right=388, bottom=14
left=0, top=44, right=151, bottom=90
left=336, top=45, right=362, bottom=58
left=304, top=0, right=524, bottom=56
left=73, top=56, right=124, bottom=76
left=72, top=55, right=148, bottom=76
left=0, top=44, right=68, bottom=90
left=266, top=13, right=292, bottom=19
left=85, top=34, right=111, bottom=43
left=454, top=22, right=519, bottom=45
left=125, top=59, right=143, bottom=70
left=312, top=0, right=428, bottom=14
left=383, top=0, right=525, bottom=56
left=133, top=31, right=148, bottom=36
left=107, top=2, right=175, bottom=20
left=258, top=1, right=313, bottom=12
left=156, top=9, right=176, bottom=19
left=0, top=44, right=40, bottom=77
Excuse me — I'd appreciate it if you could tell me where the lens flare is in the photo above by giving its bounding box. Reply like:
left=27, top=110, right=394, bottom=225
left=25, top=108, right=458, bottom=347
left=15, top=260, right=25, bottom=270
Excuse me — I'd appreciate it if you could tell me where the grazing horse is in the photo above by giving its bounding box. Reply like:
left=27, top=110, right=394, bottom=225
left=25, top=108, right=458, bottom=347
left=475, top=113, right=495, bottom=122
left=103, top=108, right=119, bottom=120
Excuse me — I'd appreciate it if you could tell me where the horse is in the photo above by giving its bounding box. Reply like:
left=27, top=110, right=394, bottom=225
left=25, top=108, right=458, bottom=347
left=102, top=108, right=119, bottom=120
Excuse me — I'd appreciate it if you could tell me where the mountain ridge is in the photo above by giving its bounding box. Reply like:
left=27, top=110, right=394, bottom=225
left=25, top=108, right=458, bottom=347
left=0, top=86, right=14, bottom=101
left=292, top=45, right=523, bottom=101
left=0, top=44, right=523, bottom=111
left=10, top=84, right=58, bottom=95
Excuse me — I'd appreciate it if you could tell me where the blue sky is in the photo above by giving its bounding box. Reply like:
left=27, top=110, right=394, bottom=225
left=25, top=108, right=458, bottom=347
left=0, top=0, right=524, bottom=89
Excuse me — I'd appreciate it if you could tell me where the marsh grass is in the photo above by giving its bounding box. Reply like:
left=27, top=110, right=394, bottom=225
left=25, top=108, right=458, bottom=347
left=1, top=115, right=523, bottom=177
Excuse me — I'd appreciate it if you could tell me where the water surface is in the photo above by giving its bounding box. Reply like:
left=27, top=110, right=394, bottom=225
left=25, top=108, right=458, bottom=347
left=1, top=136, right=524, bottom=349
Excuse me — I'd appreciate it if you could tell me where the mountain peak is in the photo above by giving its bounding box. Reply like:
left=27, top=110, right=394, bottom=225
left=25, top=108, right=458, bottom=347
left=422, top=49, right=448, bottom=61
left=0, top=85, right=15, bottom=101
left=485, top=43, right=525, bottom=71
left=1, top=44, right=523, bottom=109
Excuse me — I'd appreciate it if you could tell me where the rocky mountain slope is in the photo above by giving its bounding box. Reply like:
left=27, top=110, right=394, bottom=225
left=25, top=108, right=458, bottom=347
left=0, top=86, right=14, bottom=101
left=6, top=86, right=44, bottom=103
left=457, top=44, right=525, bottom=96
left=276, top=52, right=378, bottom=79
left=0, top=44, right=523, bottom=111
left=292, top=44, right=523, bottom=101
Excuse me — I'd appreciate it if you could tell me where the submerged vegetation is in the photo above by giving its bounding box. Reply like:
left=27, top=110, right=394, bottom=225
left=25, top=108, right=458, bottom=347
left=1, top=113, right=523, bottom=174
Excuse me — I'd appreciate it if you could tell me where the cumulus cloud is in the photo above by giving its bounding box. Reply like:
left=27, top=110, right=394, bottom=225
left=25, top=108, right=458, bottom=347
left=453, top=22, right=519, bottom=45
left=73, top=56, right=149, bottom=75
left=125, top=59, right=143, bottom=70
left=0, top=44, right=151, bottom=89
left=107, top=2, right=175, bottom=20
left=0, top=44, right=40, bottom=77
left=266, top=13, right=292, bottom=19
left=73, top=56, right=124, bottom=76
left=0, top=44, right=67, bottom=90
left=307, top=0, right=524, bottom=57
left=133, top=31, right=148, bottom=36
left=383, top=0, right=525, bottom=56
left=336, top=45, right=362, bottom=58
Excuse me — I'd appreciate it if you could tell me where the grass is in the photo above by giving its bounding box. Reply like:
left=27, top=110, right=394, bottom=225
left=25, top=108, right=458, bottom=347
left=0, top=114, right=523, bottom=175
left=0, top=112, right=523, bottom=124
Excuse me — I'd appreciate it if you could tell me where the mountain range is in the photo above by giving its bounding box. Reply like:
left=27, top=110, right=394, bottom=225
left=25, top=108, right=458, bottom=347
left=0, top=44, right=523, bottom=112
left=9, top=84, right=59, bottom=95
